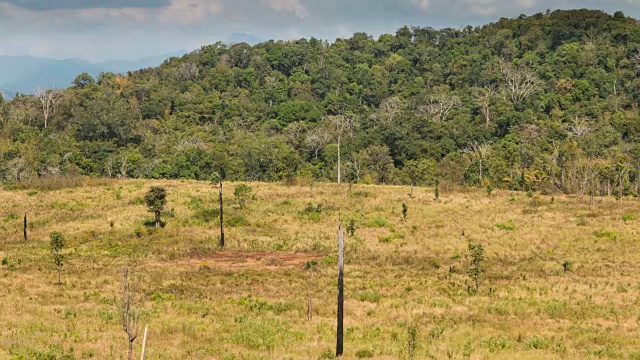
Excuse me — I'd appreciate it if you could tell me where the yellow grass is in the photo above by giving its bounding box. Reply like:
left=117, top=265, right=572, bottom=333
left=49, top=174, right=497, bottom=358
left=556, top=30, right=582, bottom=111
left=0, top=179, right=639, bottom=359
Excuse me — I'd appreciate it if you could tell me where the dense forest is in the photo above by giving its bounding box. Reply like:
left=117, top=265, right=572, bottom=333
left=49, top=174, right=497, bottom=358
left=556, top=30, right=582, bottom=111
left=2, top=9, right=640, bottom=196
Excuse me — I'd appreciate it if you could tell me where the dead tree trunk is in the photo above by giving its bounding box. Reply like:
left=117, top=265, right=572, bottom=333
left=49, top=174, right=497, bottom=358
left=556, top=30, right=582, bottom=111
left=219, top=179, right=225, bottom=248
left=23, top=214, right=27, bottom=240
left=336, top=220, right=344, bottom=357
left=307, top=267, right=313, bottom=321
left=140, top=325, right=148, bottom=360
left=119, top=268, right=141, bottom=360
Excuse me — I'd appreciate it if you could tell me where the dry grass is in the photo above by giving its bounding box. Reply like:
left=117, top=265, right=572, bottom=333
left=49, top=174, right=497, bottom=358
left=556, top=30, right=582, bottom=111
left=1, top=180, right=639, bottom=359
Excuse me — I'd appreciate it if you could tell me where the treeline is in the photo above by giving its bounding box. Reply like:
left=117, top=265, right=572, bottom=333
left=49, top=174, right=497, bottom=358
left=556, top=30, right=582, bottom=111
left=2, top=9, right=640, bottom=195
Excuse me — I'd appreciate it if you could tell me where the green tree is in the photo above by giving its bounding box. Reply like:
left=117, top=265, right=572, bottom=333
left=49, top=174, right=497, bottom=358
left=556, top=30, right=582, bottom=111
left=144, top=187, right=167, bottom=228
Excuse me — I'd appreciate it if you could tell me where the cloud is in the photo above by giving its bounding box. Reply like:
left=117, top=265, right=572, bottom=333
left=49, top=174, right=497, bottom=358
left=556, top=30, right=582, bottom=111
left=266, top=0, right=308, bottom=18
left=412, top=0, right=430, bottom=11
left=0, top=0, right=223, bottom=26
left=159, top=0, right=224, bottom=24
left=1, top=0, right=640, bottom=61
left=4, top=0, right=168, bottom=11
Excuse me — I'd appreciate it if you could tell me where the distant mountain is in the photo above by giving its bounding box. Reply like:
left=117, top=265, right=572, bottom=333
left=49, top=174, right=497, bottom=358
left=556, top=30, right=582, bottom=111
left=0, top=50, right=188, bottom=99
left=226, top=33, right=266, bottom=45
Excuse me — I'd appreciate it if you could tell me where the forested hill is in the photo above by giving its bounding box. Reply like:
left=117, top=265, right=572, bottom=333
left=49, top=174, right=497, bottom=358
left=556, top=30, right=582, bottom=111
left=2, top=9, right=640, bottom=195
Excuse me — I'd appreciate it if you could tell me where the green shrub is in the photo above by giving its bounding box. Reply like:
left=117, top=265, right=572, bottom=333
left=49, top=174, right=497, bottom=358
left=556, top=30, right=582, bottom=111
left=364, top=216, right=388, bottom=228
left=594, top=231, right=618, bottom=240
left=3, top=213, right=18, bottom=221
left=358, top=290, right=381, bottom=303
left=481, top=337, right=510, bottom=352
left=195, top=208, right=219, bottom=223
left=355, top=349, right=374, bottom=358
left=496, top=220, right=515, bottom=231
left=622, top=214, right=635, bottom=222
left=226, top=215, right=246, bottom=227
left=349, top=190, right=370, bottom=198
left=528, top=336, right=550, bottom=349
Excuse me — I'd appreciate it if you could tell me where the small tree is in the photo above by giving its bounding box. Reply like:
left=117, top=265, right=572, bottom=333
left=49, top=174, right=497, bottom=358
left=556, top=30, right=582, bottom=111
left=467, top=240, right=485, bottom=294
left=402, top=203, right=408, bottom=221
left=50, top=232, right=65, bottom=285
left=144, top=187, right=167, bottom=228
left=234, top=184, right=253, bottom=210
left=434, top=179, right=440, bottom=200
left=119, top=268, right=142, bottom=360
left=346, top=219, right=356, bottom=237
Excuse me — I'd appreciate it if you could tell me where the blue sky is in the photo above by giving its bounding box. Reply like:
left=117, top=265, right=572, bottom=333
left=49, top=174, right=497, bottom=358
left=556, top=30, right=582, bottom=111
left=1, top=0, right=639, bottom=61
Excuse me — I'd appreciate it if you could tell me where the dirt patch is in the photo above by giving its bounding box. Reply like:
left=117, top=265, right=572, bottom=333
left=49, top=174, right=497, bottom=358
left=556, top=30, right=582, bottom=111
left=153, top=252, right=326, bottom=271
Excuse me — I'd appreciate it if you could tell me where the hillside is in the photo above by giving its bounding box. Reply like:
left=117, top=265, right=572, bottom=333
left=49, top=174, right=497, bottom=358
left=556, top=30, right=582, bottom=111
left=1, top=9, right=640, bottom=198
left=1, top=180, right=639, bottom=358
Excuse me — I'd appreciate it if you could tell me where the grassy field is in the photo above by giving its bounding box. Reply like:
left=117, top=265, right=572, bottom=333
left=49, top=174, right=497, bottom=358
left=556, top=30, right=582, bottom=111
left=1, top=179, right=639, bottom=359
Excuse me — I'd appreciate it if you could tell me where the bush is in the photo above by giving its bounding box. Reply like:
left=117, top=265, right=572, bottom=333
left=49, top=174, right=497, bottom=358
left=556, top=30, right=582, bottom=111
left=195, top=208, right=219, bottom=223
left=496, top=220, right=515, bottom=231
left=594, top=231, right=617, bottom=240
left=358, top=290, right=381, bottom=303
left=355, top=349, right=374, bottom=358
left=527, top=336, right=550, bottom=349
left=226, top=215, right=246, bottom=227
left=234, top=184, right=253, bottom=209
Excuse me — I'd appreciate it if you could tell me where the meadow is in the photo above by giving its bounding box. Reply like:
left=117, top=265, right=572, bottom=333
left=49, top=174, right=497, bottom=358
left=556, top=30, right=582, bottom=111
left=0, top=179, right=639, bottom=359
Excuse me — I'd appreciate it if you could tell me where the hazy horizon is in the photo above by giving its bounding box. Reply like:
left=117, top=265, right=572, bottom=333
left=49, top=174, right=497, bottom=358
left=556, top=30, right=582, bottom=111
left=1, top=0, right=639, bottom=62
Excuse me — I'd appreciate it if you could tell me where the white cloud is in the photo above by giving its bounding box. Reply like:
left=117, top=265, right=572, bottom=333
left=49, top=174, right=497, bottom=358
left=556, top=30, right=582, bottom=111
left=412, top=0, right=430, bottom=11
left=0, top=0, right=223, bottom=26
left=160, top=0, right=224, bottom=24
left=266, top=0, right=308, bottom=18
left=516, top=0, right=538, bottom=9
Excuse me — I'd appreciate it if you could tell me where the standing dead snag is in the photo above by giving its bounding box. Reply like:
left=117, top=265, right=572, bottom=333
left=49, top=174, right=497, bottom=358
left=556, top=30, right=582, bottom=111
left=23, top=213, right=27, bottom=240
left=212, top=173, right=225, bottom=248
left=218, top=178, right=225, bottom=248
left=119, top=268, right=142, bottom=360
left=306, top=260, right=317, bottom=321
left=336, top=219, right=345, bottom=357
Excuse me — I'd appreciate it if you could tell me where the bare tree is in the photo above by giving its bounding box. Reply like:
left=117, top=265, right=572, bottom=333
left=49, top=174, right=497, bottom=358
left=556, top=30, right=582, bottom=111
left=473, top=86, right=496, bottom=127
left=35, top=88, right=63, bottom=128
left=176, top=62, right=199, bottom=81
left=305, top=126, right=332, bottom=159
left=465, top=142, right=492, bottom=187
left=567, top=116, right=592, bottom=138
left=378, top=97, right=404, bottom=125
left=420, top=86, right=461, bottom=122
left=119, top=268, right=142, bottom=360
left=328, top=115, right=357, bottom=184
left=499, top=60, right=541, bottom=103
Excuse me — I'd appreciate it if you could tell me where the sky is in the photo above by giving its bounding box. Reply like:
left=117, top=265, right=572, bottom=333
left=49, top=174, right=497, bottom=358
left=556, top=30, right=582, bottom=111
left=0, top=0, right=639, bottom=62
